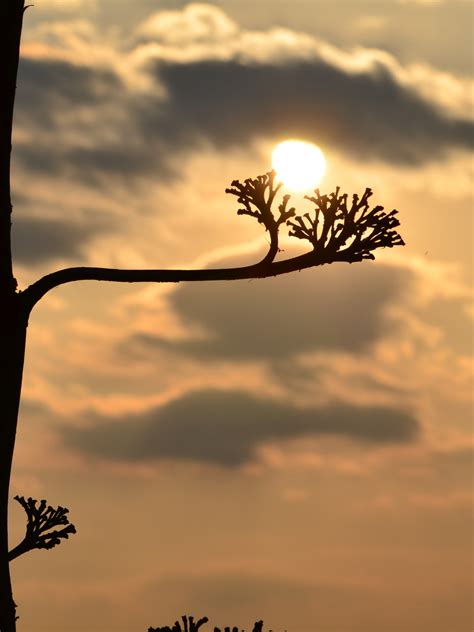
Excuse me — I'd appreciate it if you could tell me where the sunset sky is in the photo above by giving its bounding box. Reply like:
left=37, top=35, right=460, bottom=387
left=8, top=1, right=473, bottom=631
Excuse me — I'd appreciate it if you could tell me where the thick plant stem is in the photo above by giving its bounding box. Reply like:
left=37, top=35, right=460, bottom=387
left=0, top=299, right=27, bottom=632
left=0, top=2, right=27, bottom=631
left=0, top=0, right=24, bottom=296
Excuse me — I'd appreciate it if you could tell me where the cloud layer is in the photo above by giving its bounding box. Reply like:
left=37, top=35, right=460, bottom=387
left=146, top=57, right=472, bottom=165
left=64, top=389, right=418, bottom=466
left=131, top=256, right=410, bottom=359
left=14, top=4, right=473, bottom=189
left=12, top=216, right=104, bottom=264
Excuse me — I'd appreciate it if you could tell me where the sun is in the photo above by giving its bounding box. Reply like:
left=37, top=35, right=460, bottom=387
left=272, top=139, right=326, bottom=192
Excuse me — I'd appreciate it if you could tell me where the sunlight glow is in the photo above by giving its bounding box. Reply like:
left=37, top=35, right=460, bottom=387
left=272, top=140, right=326, bottom=191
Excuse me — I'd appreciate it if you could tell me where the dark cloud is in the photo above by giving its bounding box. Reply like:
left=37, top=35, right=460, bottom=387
left=14, top=57, right=149, bottom=183
left=14, top=143, right=163, bottom=185
left=133, top=259, right=410, bottom=359
left=142, top=58, right=473, bottom=165
left=13, top=47, right=473, bottom=184
left=64, top=389, right=418, bottom=466
left=11, top=216, right=103, bottom=264
left=16, top=57, right=121, bottom=128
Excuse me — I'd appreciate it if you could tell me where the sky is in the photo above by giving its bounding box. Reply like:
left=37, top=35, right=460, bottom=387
left=8, top=1, right=473, bottom=631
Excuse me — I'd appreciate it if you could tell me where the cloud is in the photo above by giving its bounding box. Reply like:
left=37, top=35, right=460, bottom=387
left=135, top=3, right=239, bottom=47
left=36, top=0, right=96, bottom=10
left=131, top=256, right=410, bottom=359
left=13, top=6, right=473, bottom=185
left=144, top=57, right=472, bottom=165
left=16, top=57, right=120, bottom=124
left=64, top=389, right=418, bottom=467
left=13, top=57, right=145, bottom=184
left=11, top=216, right=104, bottom=264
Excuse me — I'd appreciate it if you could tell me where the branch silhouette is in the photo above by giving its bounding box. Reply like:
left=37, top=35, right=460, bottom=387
left=21, top=171, right=404, bottom=315
left=8, top=496, right=76, bottom=562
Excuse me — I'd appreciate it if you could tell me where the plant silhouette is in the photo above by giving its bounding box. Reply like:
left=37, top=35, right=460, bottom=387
left=0, top=1, right=405, bottom=630
left=148, top=615, right=209, bottom=632
left=148, top=616, right=277, bottom=632
left=7, top=497, right=76, bottom=562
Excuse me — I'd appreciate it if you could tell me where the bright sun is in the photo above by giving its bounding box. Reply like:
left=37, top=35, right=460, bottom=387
left=272, top=139, right=326, bottom=192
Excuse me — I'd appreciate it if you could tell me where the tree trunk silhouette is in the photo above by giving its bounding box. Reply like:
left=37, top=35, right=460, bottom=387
left=0, top=2, right=26, bottom=630
left=0, top=314, right=27, bottom=632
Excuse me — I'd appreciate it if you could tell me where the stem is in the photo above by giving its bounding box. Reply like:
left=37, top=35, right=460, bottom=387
left=0, top=2, right=27, bottom=630
left=0, top=0, right=24, bottom=294
left=0, top=301, right=27, bottom=632
left=21, top=248, right=359, bottom=315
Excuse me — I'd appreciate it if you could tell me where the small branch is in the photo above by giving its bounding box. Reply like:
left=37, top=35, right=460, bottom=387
left=225, top=171, right=288, bottom=264
left=8, top=496, right=76, bottom=562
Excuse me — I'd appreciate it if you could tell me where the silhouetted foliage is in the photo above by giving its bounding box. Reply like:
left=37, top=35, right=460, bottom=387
left=148, top=615, right=209, bottom=632
left=289, top=186, right=404, bottom=259
left=7, top=496, right=76, bottom=562
left=148, top=616, right=279, bottom=632
left=226, top=171, right=295, bottom=238
left=226, top=172, right=404, bottom=266
left=214, top=620, right=266, bottom=632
